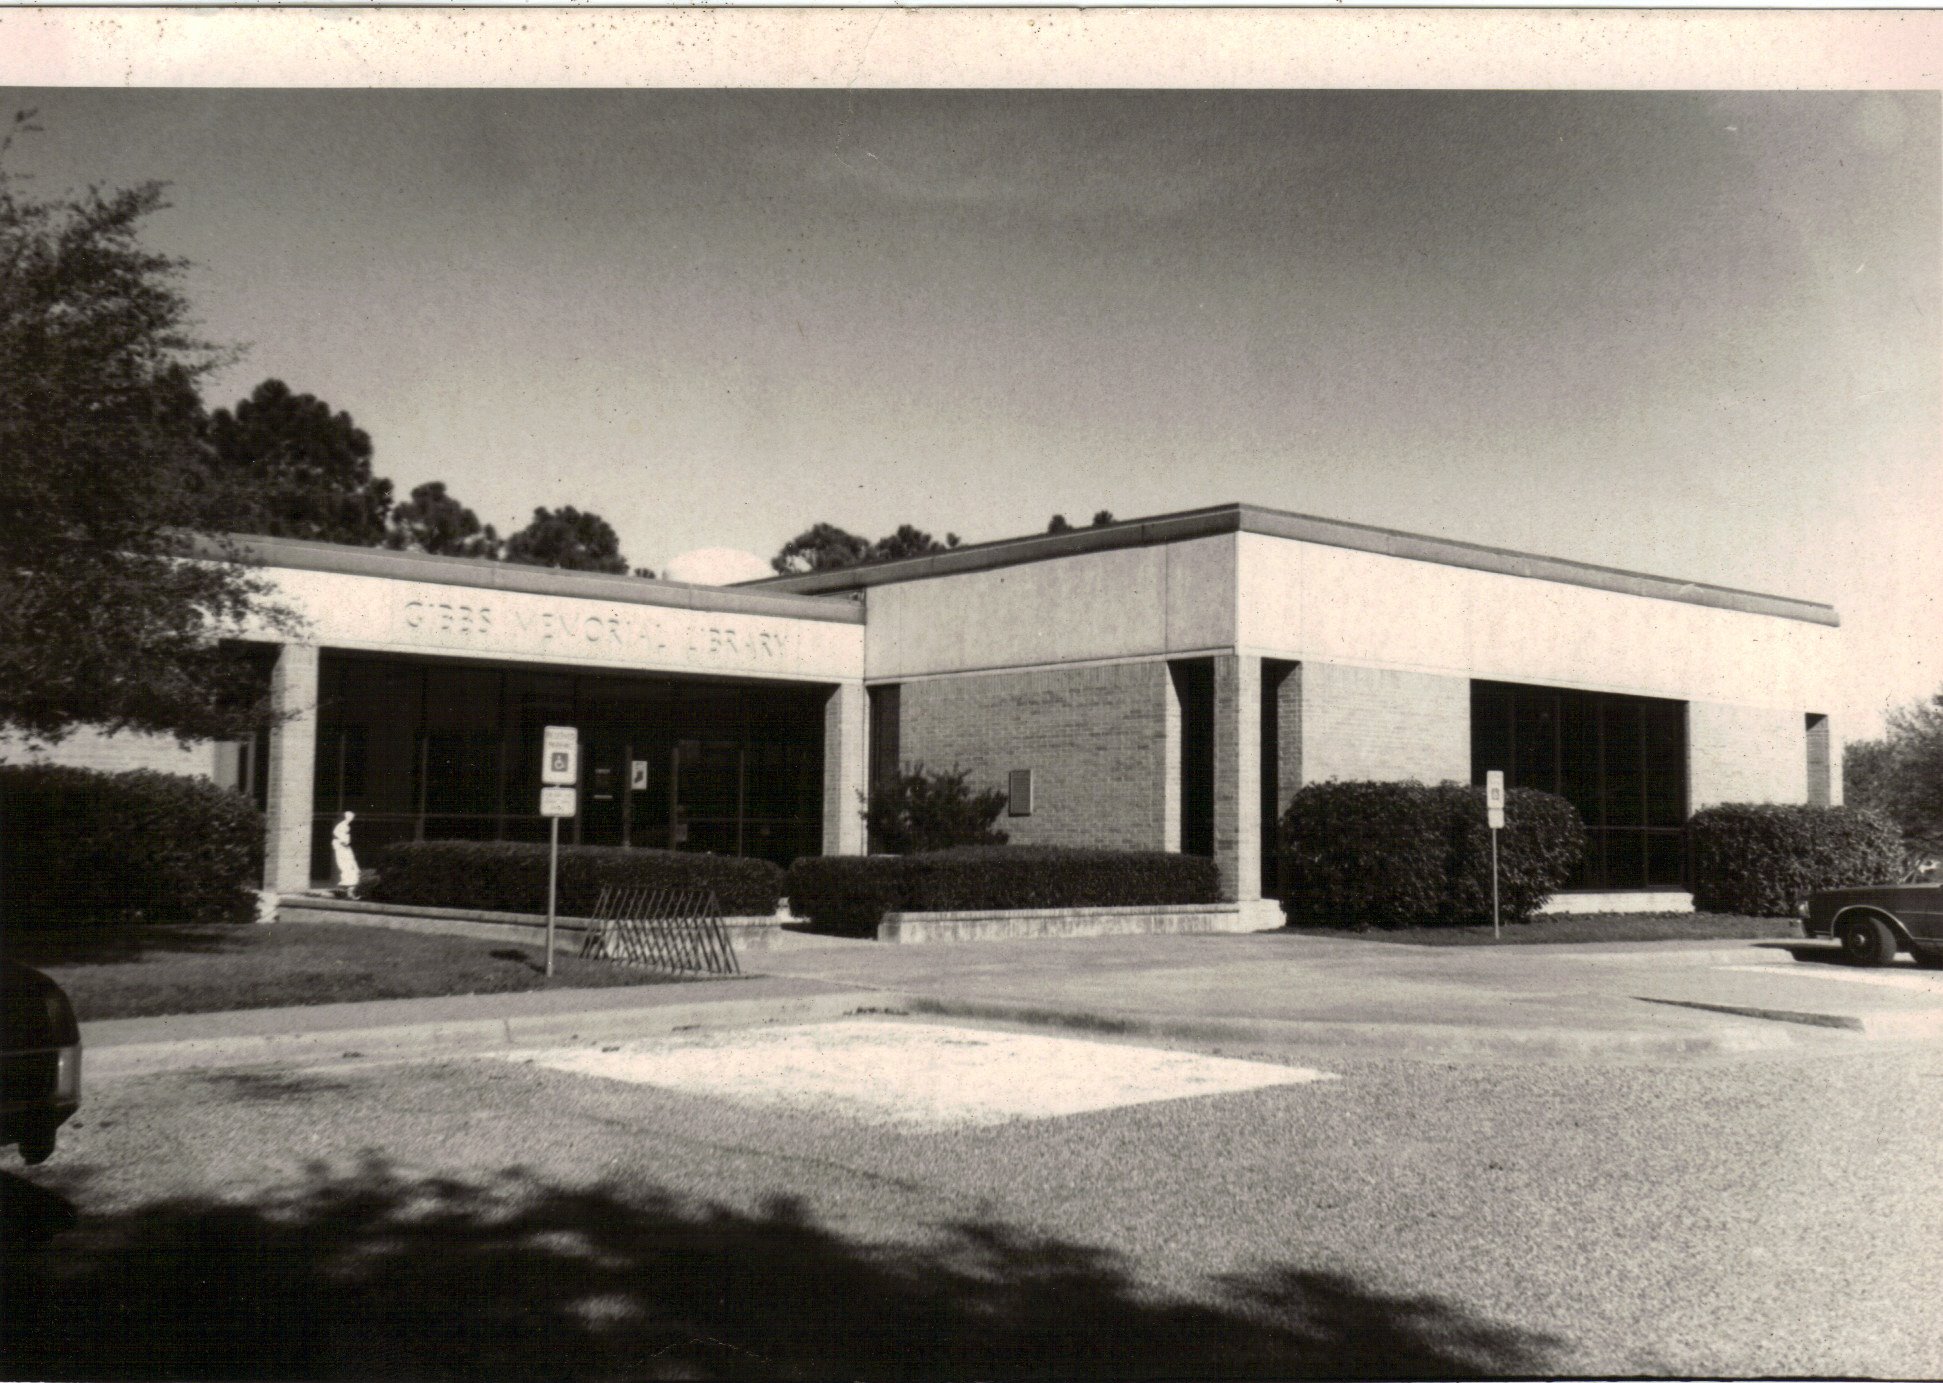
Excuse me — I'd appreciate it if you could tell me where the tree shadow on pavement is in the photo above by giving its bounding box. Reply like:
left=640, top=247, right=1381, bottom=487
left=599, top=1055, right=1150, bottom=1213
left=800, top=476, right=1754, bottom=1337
left=2, top=1156, right=1563, bottom=1381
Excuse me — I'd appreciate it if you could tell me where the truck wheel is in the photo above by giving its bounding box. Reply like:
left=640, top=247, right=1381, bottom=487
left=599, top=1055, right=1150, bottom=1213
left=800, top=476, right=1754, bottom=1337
left=1839, top=914, right=1899, bottom=967
left=16, top=1130, right=57, bottom=1165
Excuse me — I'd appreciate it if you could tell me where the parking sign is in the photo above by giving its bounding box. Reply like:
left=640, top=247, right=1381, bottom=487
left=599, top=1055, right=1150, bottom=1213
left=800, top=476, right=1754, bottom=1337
left=1485, top=770, right=1505, bottom=830
left=542, top=726, right=579, bottom=786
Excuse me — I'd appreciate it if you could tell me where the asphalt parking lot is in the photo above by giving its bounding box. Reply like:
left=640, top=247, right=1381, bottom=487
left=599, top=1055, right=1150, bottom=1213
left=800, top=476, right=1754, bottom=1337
left=10, top=980, right=1943, bottom=1380
left=14, top=931, right=1943, bottom=1379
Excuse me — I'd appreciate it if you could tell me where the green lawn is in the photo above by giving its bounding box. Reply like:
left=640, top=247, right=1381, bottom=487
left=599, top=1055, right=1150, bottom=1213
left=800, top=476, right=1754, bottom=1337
left=2, top=921, right=693, bottom=1022
left=1280, top=912, right=1806, bottom=947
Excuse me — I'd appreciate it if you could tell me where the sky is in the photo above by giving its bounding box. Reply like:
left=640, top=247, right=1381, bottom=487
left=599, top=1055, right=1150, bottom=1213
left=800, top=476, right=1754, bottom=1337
left=8, top=88, right=1939, bottom=736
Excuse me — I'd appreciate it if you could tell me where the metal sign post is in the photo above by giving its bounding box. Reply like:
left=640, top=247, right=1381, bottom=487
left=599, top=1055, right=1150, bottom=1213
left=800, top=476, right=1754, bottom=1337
left=540, top=727, right=580, bottom=976
left=1485, top=770, right=1506, bottom=940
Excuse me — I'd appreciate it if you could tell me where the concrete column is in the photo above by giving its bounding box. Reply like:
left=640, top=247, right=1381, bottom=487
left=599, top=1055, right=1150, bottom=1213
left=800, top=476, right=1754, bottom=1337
left=1267, top=661, right=1304, bottom=899
left=1828, top=724, right=1846, bottom=808
left=1213, top=654, right=1262, bottom=903
left=823, top=680, right=868, bottom=856
left=1160, top=663, right=1183, bottom=853
left=261, top=643, right=320, bottom=901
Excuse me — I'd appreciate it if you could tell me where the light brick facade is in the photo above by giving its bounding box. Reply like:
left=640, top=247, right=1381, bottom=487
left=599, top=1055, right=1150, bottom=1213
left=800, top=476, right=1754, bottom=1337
left=1296, top=662, right=1472, bottom=786
left=1689, top=700, right=1818, bottom=809
left=892, top=661, right=1175, bottom=851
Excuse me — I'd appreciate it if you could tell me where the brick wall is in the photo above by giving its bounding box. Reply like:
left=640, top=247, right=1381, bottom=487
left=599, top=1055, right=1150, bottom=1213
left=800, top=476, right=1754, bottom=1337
left=1689, top=700, right=1810, bottom=809
left=893, top=661, right=1173, bottom=851
left=1298, top=662, right=1470, bottom=785
left=0, top=727, right=219, bottom=779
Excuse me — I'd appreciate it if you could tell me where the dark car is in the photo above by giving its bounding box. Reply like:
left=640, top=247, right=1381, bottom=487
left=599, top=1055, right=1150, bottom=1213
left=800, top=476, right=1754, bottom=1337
left=2, top=959, right=82, bottom=1164
left=1801, top=882, right=1943, bottom=968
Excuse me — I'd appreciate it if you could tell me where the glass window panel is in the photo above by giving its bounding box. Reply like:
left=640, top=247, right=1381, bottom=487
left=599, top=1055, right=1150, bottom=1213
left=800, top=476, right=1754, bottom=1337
left=422, top=816, right=499, bottom=842
left=1473, top=679, right=1686, bottom=891
left=678, top=741, right=742, bottom=818
left=1471, top=683, right=1512, bottom=783
left=1645, top=832, right=1687, bottom=887
left=424, top=731, right=500, bottom=815
left=1511, top=688, right=1559, bottom=793
left=1602, top=700, right=1644, bottom=829
left=316, top=657, right=421, bottom=815
left=1643, top=701, right=1687, bottom=828
left=1558, top=694, right=1602, bottom=828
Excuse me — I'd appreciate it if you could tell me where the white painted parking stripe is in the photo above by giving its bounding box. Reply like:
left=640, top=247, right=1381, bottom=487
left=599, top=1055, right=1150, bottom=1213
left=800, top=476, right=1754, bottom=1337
left=500, top=1020, right=1336, bottom=1131
left=1719, top=964, right=1943, bottom=994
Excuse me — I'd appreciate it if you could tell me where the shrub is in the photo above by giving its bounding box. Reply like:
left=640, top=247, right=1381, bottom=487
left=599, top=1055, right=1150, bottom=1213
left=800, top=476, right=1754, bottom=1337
left=1280, top=780, right=1586, bottom=928
left=786, top=847, right=1221, bottom=936
left=900, top=846, right=1220, bottom=913
left=1689, top=804, right=1904, bottom=915
left=1279, top=781, right=1450, bottom=928
left=865, top=763, right=1009, bottom=854
left=783, top=857, right=903, bottom=938
left=367, top=841, right=784, bottom=918
left=1443, top=787, right=1589, bottom=925
left=0, top=764, right=263, bottom=927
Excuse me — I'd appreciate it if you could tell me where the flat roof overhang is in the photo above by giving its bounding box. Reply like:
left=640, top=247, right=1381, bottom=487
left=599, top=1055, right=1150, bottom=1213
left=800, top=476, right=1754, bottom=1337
left=747, top=502, right=1839, bottom=628
left=189, top=532, right=865, bottom=626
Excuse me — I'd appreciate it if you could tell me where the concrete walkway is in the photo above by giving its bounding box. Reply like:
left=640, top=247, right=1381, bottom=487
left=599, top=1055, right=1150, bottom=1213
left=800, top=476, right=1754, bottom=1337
left=79, top=930, right=1943, bottom=1078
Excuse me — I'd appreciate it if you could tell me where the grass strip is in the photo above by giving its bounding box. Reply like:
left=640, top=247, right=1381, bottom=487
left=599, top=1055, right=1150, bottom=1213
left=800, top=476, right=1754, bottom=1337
left=4, top=921, right=689, bottom=1021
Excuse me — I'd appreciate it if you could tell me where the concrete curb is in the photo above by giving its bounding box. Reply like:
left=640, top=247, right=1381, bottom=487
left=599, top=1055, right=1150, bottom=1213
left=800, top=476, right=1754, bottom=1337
left=84, top=988, right=892, bottom=1080
left=1641, top=996, right=1943, bottom=1039
left=1541, top=941, right=1824, bottom=967
left=891, top=995, right=1803, bottom=1058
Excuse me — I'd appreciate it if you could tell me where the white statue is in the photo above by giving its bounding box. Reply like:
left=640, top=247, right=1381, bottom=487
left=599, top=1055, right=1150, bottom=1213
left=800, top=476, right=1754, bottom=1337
left=331, top=811, right=361, bottom=893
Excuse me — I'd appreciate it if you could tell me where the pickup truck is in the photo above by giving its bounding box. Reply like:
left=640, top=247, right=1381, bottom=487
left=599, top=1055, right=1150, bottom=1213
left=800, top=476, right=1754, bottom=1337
left=1801, top=882, right=1943, bottom=968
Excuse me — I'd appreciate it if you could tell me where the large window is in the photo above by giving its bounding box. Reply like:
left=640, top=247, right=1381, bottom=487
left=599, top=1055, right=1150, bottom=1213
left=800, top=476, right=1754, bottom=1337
left=1471, top=681, right=1688, bottom=889
left=312, top=654, right=826, bottom=882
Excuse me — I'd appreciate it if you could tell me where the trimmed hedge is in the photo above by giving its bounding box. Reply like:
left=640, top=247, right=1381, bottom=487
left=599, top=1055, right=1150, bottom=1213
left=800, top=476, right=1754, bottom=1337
left=787, top=847, right=1222, bottom=937
left=1689, top=804, right=1904, bottom=916
left=784, top=858, right=903, bottom=937
left=0, top=764, right=264, bottom=927
left=1280, top=780, right=1587, bottom=928
left=367, top=841, right=784, bottom=918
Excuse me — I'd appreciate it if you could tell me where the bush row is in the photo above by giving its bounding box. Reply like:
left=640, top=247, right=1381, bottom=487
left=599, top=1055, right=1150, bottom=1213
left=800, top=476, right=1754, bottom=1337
left=0, top=764, right=264, bottom=927
left=1280, top=781, right=1586, bottom=928
left=366, top=840, right=785, bottom=917
left=1688, top=803, right=1905, bottom=915
left=786, top=847, right=1222, bottom=937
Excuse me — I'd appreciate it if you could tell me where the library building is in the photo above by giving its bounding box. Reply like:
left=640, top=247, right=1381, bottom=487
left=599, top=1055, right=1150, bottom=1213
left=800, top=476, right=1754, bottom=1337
left=24, top=503, right=1843, bottom=921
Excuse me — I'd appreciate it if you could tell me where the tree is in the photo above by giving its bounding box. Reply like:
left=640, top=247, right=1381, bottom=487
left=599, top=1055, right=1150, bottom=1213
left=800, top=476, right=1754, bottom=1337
left=384, top=481, right=500, bottom=560
left=208, top=378, right=392, bottom=546
left=1091, top=510, right=1115, bottom=527
left=502, top=505, right=628, bottom=574
left=771, top=522, right=961, bottom=576
left=0, top=133, right=299, bottom=743
left=1046, top=514, right=1073, bottom=535
left=870, top=524, right=960, bottom=563
left=864, top=763, right=1010, bottom=854
left=1846, top=693, right=1943, bottom=859
left=771, top=522, right=872, bottom=575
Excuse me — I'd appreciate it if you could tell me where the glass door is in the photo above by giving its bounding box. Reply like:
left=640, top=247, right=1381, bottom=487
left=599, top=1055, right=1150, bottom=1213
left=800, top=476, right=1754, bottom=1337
left=671, top=738, right=745, bottom=855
